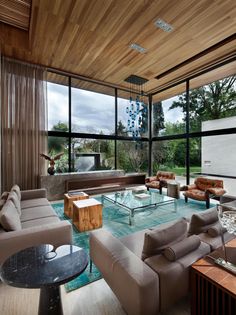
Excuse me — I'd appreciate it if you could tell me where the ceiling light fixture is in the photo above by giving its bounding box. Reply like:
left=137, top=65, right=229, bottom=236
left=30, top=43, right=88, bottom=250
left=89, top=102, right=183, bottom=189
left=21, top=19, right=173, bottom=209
left=154, top=18, right=174, bottom=32
left=124, top=75, right=148, bottom=146
left=129, top=43, right=147, bottom=54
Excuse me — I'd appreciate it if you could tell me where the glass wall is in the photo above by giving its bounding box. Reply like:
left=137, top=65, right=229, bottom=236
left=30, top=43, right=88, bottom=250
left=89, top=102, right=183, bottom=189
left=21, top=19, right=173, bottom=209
left=47, top=74, right=69, bottom=132
left=152, top=139, right=186, bottom=184
left=189, top=74, right=236, bottom=133
left=48, top=136, right=69, bottom=173
left=71, top=138, right=115, bottom=172
left=46, top=64, right=236, bottom=182
left=117, top=90, right=149, bottom=138
left=117, top=140, right=148, bottom=173
left=71, top=79, right=115, bottom=135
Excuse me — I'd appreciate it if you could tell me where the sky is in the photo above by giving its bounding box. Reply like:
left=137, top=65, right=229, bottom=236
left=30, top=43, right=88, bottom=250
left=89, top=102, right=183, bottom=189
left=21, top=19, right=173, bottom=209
left=47, top=82, right=184, bottom=133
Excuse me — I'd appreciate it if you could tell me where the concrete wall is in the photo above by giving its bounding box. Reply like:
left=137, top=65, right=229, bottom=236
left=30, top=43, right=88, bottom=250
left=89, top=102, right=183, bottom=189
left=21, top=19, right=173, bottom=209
left=40, top=169, right=125, bottom=200
left=202, top=117, right=236, bottom=176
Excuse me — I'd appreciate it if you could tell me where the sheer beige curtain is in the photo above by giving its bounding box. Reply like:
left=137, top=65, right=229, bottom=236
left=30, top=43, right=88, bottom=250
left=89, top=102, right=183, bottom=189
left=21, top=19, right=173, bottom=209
left=1, top=57, right=47, bottom=191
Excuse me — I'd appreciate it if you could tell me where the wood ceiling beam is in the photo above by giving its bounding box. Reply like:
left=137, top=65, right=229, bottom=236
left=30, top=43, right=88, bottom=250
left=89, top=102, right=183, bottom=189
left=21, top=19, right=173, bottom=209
left=155, top=33, right=236, bottom=80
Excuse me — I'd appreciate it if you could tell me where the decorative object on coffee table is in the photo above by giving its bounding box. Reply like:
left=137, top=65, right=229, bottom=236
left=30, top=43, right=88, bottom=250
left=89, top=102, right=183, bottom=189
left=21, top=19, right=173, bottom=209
left=167, top=180, right=180, bottom=199
left=40, top=152, right=64, bottom=175
left=73, top=198, right=103, bottom=232
left=64, top=192, right=89, bottom=219
left=0, top=244, right=88, bottom=315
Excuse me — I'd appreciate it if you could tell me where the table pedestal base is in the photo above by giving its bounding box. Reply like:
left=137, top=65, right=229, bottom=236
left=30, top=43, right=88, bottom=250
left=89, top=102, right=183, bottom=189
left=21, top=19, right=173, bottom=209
left=39, top=286, right=63, bottom=315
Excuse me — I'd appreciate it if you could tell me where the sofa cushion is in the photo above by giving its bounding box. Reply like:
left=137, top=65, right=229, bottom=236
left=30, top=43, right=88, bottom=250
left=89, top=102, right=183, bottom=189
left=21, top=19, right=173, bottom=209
left=145, top=241, right=210, bottom=312
left=20, top=205, right=58, bottom=222
left=121, top=229, right=149, bottom=258
left=163, top=235, right=201, bottom=262
left=207, top=221, right=227, bottom=237
left=0, top=200, right=22, bottom=231
left=197, top=231, right=234, bottom=250
left=21, top=216, right=60, bottom=229
left=221, top=200, right=236, bottom=212
left=8, top=191, right=21, bottom=215
left=188, top=208, right=218, bottom=235
left=20, top=198, right=50, bottom=209
left=11, top=185, right=21, bottom=200
left=1, top=191, right=9, bottom=201
left=142, top=219, right=188, bottom=260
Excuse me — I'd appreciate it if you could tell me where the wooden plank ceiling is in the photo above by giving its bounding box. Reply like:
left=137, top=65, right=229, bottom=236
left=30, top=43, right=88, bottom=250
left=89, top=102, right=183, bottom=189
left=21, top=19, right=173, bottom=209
left=0, top=0, right=31, bottom=31
left=0, top=0, right=236, bottom=97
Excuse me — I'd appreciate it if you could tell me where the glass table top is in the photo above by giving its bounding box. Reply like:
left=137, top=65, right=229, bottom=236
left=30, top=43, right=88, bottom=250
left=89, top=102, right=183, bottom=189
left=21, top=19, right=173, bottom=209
left=102, top=190, right=175, bottom=210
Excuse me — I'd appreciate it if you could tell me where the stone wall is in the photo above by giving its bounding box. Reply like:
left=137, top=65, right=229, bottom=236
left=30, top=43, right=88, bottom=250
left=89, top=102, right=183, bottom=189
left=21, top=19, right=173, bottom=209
left=40, top=170, right=125, bottom=201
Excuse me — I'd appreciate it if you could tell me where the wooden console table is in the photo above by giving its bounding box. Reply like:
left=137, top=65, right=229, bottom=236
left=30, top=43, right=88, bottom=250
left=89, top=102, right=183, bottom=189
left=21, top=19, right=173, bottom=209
left=191, top=238, right=236, bottom=315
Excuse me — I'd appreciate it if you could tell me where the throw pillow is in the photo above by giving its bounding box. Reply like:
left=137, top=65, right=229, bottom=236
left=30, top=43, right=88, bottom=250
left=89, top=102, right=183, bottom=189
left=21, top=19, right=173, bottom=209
left=7, top=191, right=21, bottom=215
left=207, top=221, right=227, bottom=237
left=0, top=199, right=22, bottom=231
left=11, top=184, right=21, bottom=200
left=142, top=219, right=188, bottom=260
left=1, top=191, right=9, bottom=200
left=164, top=235, right=201, bottom=261
left=188, top=208, right=218, bottom=235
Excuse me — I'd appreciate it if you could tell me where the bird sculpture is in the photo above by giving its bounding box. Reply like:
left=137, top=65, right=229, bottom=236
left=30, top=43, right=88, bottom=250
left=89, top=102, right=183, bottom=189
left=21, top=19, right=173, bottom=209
left=40, top=152, right=64, bottom=175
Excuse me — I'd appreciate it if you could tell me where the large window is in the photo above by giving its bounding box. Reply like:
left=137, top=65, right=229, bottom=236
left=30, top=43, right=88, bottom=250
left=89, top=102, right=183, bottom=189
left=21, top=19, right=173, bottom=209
left=48, top=136, right=69, bottom=173
left=117, top=140, right=148, bottom=173
left=71, top=138, right=115, bottom=172
left=152, top=139, right=186, bottom=184
left=71, top=79, right=115, bottom=135
left=152, top=84, right=186, bottom=137
left=189, top=74, right=236, bottom=133
left=47, top=74, right=69, bottom=132
left=117, top=90, right=149, bottom=138
left=46, top=64, right=236, bottom=182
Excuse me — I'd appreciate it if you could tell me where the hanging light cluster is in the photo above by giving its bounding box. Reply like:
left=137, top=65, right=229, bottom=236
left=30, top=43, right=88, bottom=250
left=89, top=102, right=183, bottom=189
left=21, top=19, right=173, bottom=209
left=126, top=90, right=147, bottom=140
left=124, top=75, right=149, bottom=148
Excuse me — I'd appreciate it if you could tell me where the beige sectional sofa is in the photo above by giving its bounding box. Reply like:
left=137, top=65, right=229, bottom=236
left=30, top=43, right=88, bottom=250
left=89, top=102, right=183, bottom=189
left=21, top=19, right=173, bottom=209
left=0, top=185, right=72, bottom=264
left=90, top=219, right=211, bottom=315
left=90, top=206, right=236, bottom=315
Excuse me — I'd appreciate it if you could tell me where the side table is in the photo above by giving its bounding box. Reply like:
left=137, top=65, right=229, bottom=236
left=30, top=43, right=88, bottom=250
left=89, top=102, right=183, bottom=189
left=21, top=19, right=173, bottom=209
left=0, top=244, right=88, bottom=315
left=64, top=192, right=89, bottom=218
left=167, top=181, right=180, bottom=199
left=191, top=239, right=236, bottom=315
left=73, top=198, right=103, bottom=232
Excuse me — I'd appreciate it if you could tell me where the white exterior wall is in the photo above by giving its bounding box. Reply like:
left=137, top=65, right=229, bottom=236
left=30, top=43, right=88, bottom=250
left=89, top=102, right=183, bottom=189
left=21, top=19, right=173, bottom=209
left=202, top=117, right=236, bottom=176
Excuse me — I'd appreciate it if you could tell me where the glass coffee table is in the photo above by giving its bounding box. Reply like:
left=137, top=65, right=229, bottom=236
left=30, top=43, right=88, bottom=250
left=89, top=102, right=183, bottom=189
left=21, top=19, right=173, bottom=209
left=102, top=190, right=177, bottom=225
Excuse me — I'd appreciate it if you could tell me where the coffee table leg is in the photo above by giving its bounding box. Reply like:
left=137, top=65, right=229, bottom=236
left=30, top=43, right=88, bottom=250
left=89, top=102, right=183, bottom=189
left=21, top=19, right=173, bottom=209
left=39, top=285, right=63, bottom=315
left=129, top=210, right=134, bottom=225
left=174, top=200, right=177, bottom=212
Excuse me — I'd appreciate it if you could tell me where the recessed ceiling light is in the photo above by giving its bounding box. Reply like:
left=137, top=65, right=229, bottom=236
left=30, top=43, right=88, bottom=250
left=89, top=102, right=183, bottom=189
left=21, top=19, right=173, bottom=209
left=154, top=18, right=174, bottom=32
left=129, top=43, right=147, bottom=54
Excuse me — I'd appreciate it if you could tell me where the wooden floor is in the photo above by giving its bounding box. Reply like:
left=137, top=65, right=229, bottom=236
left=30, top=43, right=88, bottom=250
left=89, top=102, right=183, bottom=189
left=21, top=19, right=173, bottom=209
left=0, top=278, right=190, bottom=315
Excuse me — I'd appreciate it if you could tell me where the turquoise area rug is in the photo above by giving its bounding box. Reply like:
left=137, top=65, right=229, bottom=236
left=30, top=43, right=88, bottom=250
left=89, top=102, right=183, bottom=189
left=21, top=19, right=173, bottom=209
left=52, top=195, right=215, bottom=293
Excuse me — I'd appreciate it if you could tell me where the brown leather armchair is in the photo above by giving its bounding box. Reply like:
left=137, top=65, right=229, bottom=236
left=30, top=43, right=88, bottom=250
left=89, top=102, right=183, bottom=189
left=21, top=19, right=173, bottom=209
left=182, top=177, right=226, bottom=209
left=145, top=171, right=175, bottom=194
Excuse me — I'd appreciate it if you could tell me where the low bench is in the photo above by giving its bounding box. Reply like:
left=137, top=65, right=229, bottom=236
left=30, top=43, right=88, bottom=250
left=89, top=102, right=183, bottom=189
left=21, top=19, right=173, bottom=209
left=65, top=174, right=146, bottom=195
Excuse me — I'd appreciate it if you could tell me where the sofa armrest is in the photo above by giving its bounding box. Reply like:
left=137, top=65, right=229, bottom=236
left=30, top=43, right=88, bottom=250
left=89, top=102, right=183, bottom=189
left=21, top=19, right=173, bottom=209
left=21, top=188, right=47, bottom=200
left=90, top=230, right=159, bottom=315
left=0, top=221, right=72, bottom=264
left=220, top=194, right=236, bottom=204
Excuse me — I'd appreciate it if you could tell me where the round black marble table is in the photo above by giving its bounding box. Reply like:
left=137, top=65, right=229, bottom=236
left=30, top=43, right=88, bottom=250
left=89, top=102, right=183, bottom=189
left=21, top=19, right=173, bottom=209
left=0, top=244, right=88, bottom=315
